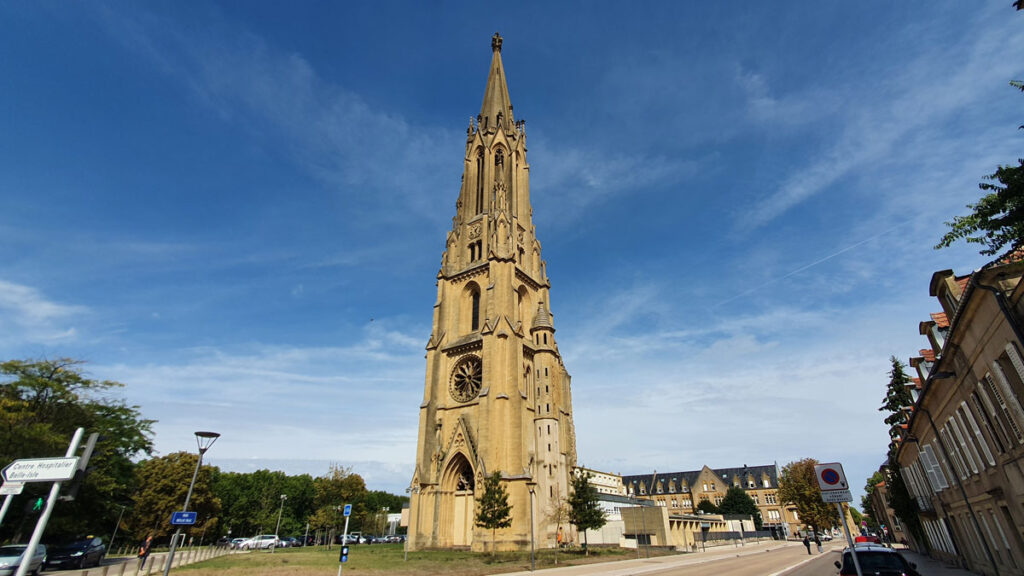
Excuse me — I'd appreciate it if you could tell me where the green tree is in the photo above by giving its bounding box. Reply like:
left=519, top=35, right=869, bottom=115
left=213, top=469, right=315, bottom=538
left=876, top=358, right=928, bottom=548
left=545, top=485, right=569, bottom=563
left=936, top=160, right=1024, bottom=262
left=880, top=358, right=914, bottom=434
left=936, top=83, right=1024, bottom=262
left=0, top=358, right=154, bottom=543
left=696, top=499, right=720, bottom=514
left=308, top=464, right=367, bottom=536
left=567, top=471, right=606, bottom=554
left=475, top=471, right=512, bottom=555
left=363, top=490, right=409, bottom=535
left=777, top=458, right=838, bottom=534
left=861, top=470, right=885, bottom=517
left=849, top=506, right=864, bottom=526
left=718, top=486, right=763, bottom=530
left=129, top=452, right=221, bottom=543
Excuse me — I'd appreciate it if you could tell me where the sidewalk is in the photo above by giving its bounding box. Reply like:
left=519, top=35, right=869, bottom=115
left=501, top=539, right=802, bottom=576
left=67, top=546, right=232, bottom=576
left=897, top=547, right=981, bottom=576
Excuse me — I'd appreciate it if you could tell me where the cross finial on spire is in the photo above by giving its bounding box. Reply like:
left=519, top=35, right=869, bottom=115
left=491, top=32, right=503, bottom=53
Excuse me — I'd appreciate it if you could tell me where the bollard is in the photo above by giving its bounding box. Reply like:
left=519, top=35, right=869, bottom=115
left=117, top=562, right=126, bottom=576
left=102, top=566, right=110, bottom=576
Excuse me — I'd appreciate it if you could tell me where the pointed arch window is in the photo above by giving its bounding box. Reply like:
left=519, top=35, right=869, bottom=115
left=471, top=290, right=480, bottom=331
left=475, top=149, right=485, bottom=214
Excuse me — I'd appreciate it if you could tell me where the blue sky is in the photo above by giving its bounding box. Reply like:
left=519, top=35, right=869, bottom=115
left=1, top=2, right=1020, bottom=504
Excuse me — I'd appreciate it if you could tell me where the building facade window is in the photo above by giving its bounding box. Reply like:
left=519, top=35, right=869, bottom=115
left=471, top=290, right=480, bottom=331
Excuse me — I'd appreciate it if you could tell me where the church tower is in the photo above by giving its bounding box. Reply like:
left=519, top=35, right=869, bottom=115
left=407, top=33, right=577, bottom=552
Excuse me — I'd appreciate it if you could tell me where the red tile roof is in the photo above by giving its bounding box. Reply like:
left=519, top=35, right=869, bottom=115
left=930, top=312, right=949, bottom=328
left=920, top=349, right=937, bottom=362
left=956, top=276, right=969, bottom=293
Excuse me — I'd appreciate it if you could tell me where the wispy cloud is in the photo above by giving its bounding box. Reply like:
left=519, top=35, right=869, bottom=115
left=0, top=280, right=86, bottom=345
left=737, top=5, right=1024, bottom=229
left=93, top=5, right=459, bottom=227
left=95, top=319, right=427, bottom=484
left=735, top=67, right=838, bottom=128
left=564, top=291, right=921, bottom=482
left=530, top=139, right=699, bottom=223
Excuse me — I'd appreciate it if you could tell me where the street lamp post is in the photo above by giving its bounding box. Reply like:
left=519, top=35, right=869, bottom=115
left=109, top=504, right=127, bottom=554
left=163, top=431, right=219, bottom=576
left=272, top=495, right=287, bottom=554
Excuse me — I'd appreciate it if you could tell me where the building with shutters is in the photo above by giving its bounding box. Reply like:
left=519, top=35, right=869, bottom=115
left=894, top=260, right=1024, bottom=575
left=621, top=464, right=799, bottom=539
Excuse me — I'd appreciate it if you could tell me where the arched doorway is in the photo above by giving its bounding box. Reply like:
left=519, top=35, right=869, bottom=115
left=440, top=453, right=475, bottom=547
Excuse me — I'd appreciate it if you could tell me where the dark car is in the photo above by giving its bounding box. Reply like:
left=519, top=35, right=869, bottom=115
left=835, top=544, right=920, bottom=576
left=43, top=537, right=105, bottom=570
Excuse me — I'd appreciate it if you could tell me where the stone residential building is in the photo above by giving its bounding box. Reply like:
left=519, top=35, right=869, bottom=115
left=406, top=34, right=577, bottom=552
left=865, top=464, right=907, bottom=545
left=621, top=465, right=798, bottom=539
left=894, top=261, right=1024, bottom=575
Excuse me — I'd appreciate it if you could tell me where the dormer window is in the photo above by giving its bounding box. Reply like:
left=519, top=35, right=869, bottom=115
left=931, top=324, right=948, bottom=349
left=942, top=288, right=959, bottom=316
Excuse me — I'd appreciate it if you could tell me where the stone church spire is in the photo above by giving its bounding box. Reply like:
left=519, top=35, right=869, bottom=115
left=408, top=34, right=577, bottom=553
left=479, top=32, right=515, bottom=133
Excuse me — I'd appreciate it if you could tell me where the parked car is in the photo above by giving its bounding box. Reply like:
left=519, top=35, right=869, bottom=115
left=278, top=537, right=300, bottom=548
left=239, top=535, right=279, bottom=550
left=44, top=537, right=105, bottom=570
left=0, top=544, right=46, bottom=576
left=230, top=538, right=246, bottom=549
left=835, top=544, right=920, bottom=576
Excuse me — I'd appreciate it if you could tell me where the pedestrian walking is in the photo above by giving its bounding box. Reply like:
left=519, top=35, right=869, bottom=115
left=814, top=534, right=822, bottom=553
left=802, top=535, right=811, bottom=555
left=137, top=535, right=154, bottom=570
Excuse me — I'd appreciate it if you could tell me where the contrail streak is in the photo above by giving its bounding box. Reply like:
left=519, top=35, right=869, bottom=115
left=715, top=223, right=903, bottom=308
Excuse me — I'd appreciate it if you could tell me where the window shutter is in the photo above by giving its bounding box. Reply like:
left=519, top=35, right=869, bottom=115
left=961, top=401, right=996, bottom=466
left=987, top=368, right=1024, bottom=443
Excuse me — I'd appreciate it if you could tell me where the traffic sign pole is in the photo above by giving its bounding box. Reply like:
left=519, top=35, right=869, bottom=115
left=14, top=427, right=85, bottom=576
left=0, top=495, right=12, bottom=527
left=337, top=504, right=351, bottom=576
left=837, top=502, right=863, bottom=576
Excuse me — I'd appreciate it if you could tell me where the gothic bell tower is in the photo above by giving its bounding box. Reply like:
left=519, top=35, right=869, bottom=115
left=407, top=33, right=577, bottom=552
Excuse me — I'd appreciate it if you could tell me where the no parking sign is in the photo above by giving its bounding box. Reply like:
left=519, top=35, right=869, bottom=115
left=813, top=462, right=849, bottom=490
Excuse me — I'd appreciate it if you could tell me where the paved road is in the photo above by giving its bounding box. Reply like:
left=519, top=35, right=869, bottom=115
left=503, top=541, right=844, bottom=576
left=631, top=544, right=841, bottom=576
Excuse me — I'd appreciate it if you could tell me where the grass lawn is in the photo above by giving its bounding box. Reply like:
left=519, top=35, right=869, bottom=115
left=175, top=544, right=678, bottom=575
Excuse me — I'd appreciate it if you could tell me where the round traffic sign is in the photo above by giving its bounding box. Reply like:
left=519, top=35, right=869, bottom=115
left=820, top=468, right=841, bottom=485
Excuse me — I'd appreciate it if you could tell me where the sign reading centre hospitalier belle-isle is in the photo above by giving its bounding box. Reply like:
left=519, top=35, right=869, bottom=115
left=1, top=457, right=80, bottom=483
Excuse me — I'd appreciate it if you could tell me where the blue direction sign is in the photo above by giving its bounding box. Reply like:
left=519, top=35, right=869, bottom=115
left=171, top=511, right=198, bottom=525
left=343, top=504, right=352, bottom=517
